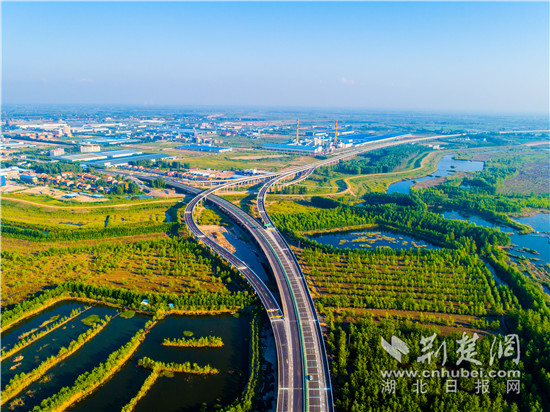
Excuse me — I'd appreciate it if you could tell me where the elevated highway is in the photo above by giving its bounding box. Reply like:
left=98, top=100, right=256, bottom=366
left=167, top=179, right=305, bottom=411
left=151, top=134, right=447, bottom=411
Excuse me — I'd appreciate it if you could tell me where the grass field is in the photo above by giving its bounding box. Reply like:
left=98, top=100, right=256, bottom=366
left=265, top=199, right=322, bottom=215
left=197, top=206, right=231, bottom=226
left=455, top=146, right=549, bottom=194
left=1, top=192, right=178, bottom=207
left=2, top=198, right=179, bottom=229
left=500, top=160, right=550, bottom=194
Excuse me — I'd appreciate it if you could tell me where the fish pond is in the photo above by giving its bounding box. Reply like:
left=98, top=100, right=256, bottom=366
left=1, top=300, right=251, bottom=412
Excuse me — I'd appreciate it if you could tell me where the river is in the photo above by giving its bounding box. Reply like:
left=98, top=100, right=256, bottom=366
left=439, top=210, right=550, bottom=268
left=387, top=153, right=484, bottom=194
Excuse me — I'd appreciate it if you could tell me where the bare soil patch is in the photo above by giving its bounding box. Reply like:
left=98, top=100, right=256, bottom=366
left=19, top=186, right=108, bottom=203
left=200, top=225, right=236, bottom=253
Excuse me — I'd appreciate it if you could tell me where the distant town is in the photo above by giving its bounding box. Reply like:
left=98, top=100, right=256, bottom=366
left=1, top=108, right=450, bottom=200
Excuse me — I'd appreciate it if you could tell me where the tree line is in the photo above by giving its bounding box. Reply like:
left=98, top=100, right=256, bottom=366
left=2, top=220, right=176, bottom=242
left=162, top=335, right=224, bottom=348
left=316, top=145, right=430, bottom=176
left=1, top=282, right=256, bottom=331
left=273, top=198, right=510, bottom=252
left=138, top=356, right=219, bottom=375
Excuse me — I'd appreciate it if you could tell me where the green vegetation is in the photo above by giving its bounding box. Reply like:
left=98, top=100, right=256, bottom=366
left=2, top=220, right=175, bottom=242
left=1, top=308, right=85, bottom=360
left=1, top=285, right=74, bottom=331
left=138, top=356, right=219, bottom=374
left=130, top=159, right=190, bottom=170
left=150, top=178, right=167, bottom=189
left=31, top=320, right=157, bottom=412
left=300, top=145, right=440, bottom=195
left=325, top=314, right=542, bottom=411
left=41, top=314, right=60, bottom=326
left=120, top=367, right=164, bottom=412
left=1, top=282, right=255, bottom=335
left=273, top=185, right=310, bottom=195
left=1, top=191, right=172, bottom=207
left=263, top=199, right=320, bottom=216
left=1, top=317, right=110, bottom=406
left=162, top=334, right=224, bottom=348
left=112, top=181, right=141, bottom=195
left=322, top=145, right=431, bottom=176
left=2, top=236, right=243, bottom=307
left=31, top=161, right=82, bottom=175
left=273, top=196, right=510, bottom=252
left=151, top=147, right=315, bottom=171
left=300, top=246, right=516, bottom=316
left=268, top=163, right=550, bottom=411
left=1, top=198, right=176, bottom=231
left=120, top=310, right=135, bottom=319
left=418, top=186, right=547, bottom=232
left=457, top=148, right=550, bottom=195
left=81, top=314, right=101, bottom=325
left=416, top=149, right=550, bottom=229
left=197, top=207, right=230, bottom=226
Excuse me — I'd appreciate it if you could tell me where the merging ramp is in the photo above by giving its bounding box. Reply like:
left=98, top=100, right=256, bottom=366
left=258, top=179, right=334, bottom=412
left=168, top=179, right=301, bottom=412
left=154, top=134, right=446, bottom=411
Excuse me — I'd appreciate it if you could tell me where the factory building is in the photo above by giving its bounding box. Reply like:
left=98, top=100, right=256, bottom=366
left=262, top=143, right=323, bottom=154
left=20, top=174, right=38, bottom=184
left=80, top=145, right=101, bottom=153
left=54, top=153, right=108, bottom=162
left=98, top=150, right=143, bottom=158
left=176, top=144, right=232, bottom=153
left=82, top=153, right=176, bottom=168
left=49, top=148, right=65, bottom=157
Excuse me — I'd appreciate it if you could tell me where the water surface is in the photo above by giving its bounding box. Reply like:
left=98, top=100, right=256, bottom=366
left=70, top=313, right=250, bottom=412
left=387, top=154, right=484, bottom=194
left=440, top=210, right=550, bottom=266
left=1, top=302, right=251, bottom=412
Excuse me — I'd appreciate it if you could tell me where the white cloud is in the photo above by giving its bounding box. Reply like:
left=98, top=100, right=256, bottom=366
left=339, top=77, right=355, bottom=85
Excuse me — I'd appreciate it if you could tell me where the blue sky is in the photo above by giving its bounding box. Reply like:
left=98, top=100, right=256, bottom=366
left=2, top=2, right=548, bottom=113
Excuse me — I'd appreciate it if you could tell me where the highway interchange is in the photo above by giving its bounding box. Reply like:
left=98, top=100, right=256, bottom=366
left=145, top=134, right=443, bottom=411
